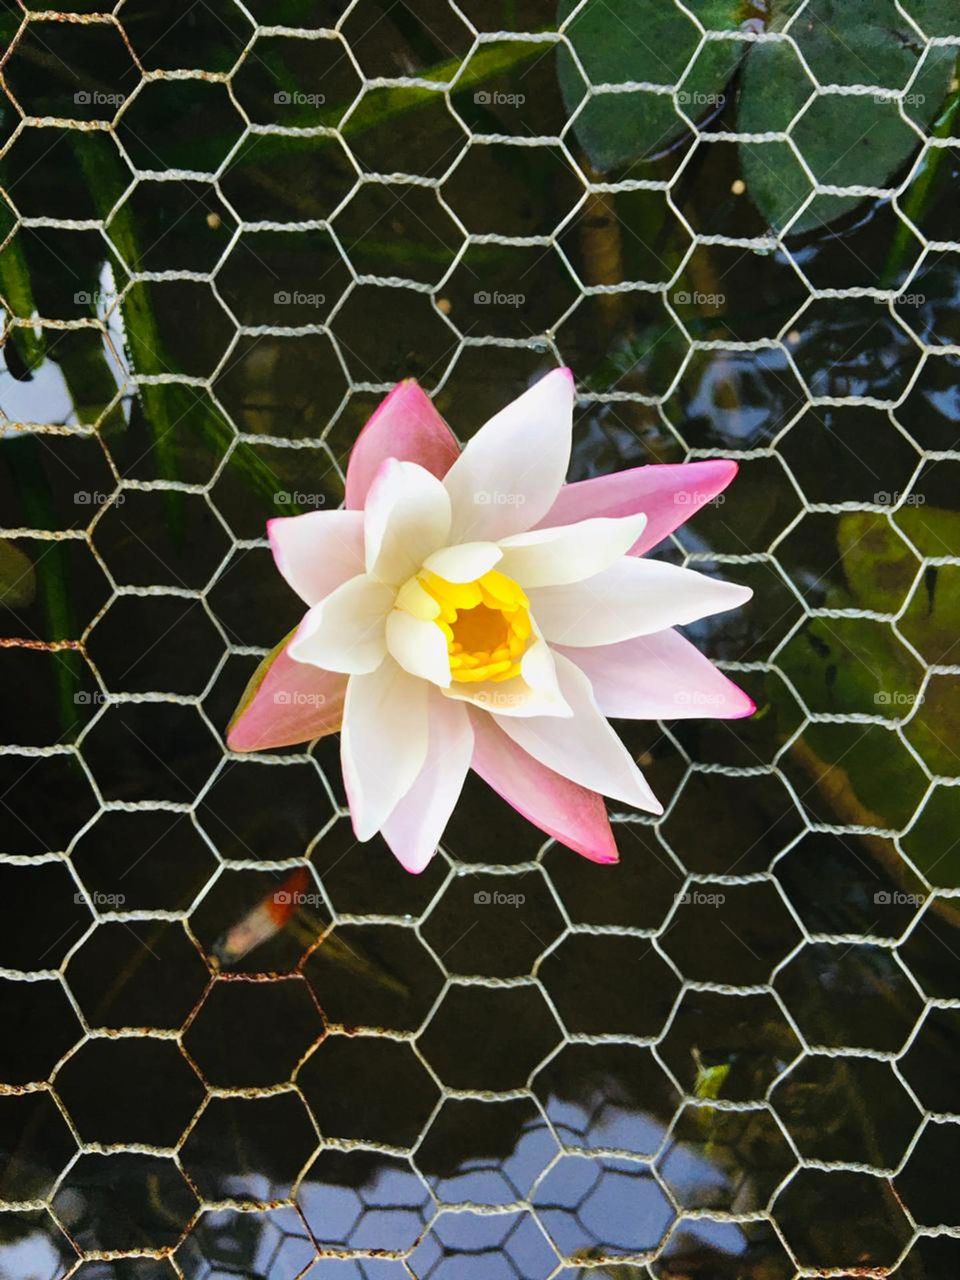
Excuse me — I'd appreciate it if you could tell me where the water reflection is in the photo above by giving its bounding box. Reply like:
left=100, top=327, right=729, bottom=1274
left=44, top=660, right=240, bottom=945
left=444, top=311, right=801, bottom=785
left=0, top=1210, right=77, bottom=1280
left=179, top=1207, right=315, bottom=1280
left=0, top=1078, right=841, bottom=1275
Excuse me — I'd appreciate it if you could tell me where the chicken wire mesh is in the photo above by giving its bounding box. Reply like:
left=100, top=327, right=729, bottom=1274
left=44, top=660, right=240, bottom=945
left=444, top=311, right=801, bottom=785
left=0, top=0, right=959, bottom=1276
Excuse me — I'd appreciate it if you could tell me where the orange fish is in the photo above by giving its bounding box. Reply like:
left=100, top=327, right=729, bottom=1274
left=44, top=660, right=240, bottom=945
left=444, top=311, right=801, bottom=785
left=212, top=866, right=312, bottom=967
left=211, top=868, right=409, bottom=998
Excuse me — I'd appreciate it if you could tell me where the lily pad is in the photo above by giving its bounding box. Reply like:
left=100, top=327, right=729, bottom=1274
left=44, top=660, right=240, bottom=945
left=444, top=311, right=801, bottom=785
left=554, top=0, right=953, bottom=218
left=902, top=784, right=960, bottom=887
left=893, top=503, right=960, bottom=561
left=737, top=139, right=813, bottom=233
left=883, top=0, right=959, bottom=40
left=788, top=0, right=921, bottom=88
left=557, top=0, right=744, bottom=171
left=900, top=563, right=960, bottom=665
left=779, top=616, right=923, bottom=720
left=903, top=675, right=960, bottom=777
left=679, top=38, right=746, bottom=116
left=562, top=90, right=691, bottom=172
left=789, top=721, right=927, bottom=831
left=837, top=512, right=919, bottom=614
left=739, top=0, right=955, bottom=233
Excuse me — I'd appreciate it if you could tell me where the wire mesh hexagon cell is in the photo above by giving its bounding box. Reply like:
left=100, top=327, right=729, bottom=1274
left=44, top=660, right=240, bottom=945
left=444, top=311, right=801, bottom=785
left=0, top=0, right=958, bottom=1276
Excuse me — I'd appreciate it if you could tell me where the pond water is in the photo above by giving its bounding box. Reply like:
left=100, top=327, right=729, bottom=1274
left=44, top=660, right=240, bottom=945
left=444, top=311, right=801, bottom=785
left=1, top=1, right=959, bottom=1277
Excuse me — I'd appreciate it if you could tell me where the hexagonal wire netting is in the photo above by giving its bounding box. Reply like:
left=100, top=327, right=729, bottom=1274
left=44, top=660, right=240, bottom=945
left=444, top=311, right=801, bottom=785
left=0, top=0, right=959, bottom=1276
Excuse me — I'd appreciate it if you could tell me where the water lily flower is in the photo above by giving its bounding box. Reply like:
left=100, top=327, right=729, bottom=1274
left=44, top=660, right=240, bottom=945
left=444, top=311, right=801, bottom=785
left=228, top=369, right=753, bottom=872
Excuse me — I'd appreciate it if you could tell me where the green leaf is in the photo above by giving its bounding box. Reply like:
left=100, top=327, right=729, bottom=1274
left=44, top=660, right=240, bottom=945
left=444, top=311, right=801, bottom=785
left=694, top=1057, right=731, bottom=1102
left=892, top=503, right=960, bottom=560
left=779, top=617, right=923, bottom=720
left=903, top=677, right=960, bottom=777
left=883, top=82, right=960, bottom=282
left=793, top=721, right=928, bottom=831
left=786, top=0, right=918, bottom=87
left=560, top=0, right=702, bottom=85
left=901, top=564, right=960, bottom=663
left=3, top=437, right=84, bottom=734
left=888, top=0, right=959, bottom=39
left=837, top=512, right=919, bottom=613
left=902, top=785, right=960, bottom=887
left=0, top=233, right=47, bottom=372
left=738, top=0, right=956, bottom=233
left=341, top=40, right=545, bottom=135
left=737, top=137, right=813, bottom=233
left=73, top=137, right=316, bottom=526
left=0, top=538, right=36, bottom=609
left=556, top=0, right=745, bottom=172
left=51, top=329, right=124, bottom=426
left=559, top=90, right=690, bottom=171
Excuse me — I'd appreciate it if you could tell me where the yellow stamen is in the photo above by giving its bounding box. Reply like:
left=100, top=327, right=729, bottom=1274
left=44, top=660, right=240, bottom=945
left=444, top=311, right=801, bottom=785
left=400, top=568, right=532, bottom=683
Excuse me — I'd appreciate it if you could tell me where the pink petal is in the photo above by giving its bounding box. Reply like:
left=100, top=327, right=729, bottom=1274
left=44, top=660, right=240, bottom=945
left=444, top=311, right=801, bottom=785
left=537, top=459, right=739, bottom=556
left=227, top=638, right=346, bottom=752
left=267, top=510, right=365, bottom=607
left=557, top=629, right=755, bottom=720
left=493, top=653, right=662, bottom=814
left=470, top=712, right=618, bottom=864
left=345, top=380, right=461, bottom=510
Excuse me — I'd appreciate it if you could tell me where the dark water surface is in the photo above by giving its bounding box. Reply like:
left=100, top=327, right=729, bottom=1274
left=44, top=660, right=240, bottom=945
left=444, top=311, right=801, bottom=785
left=1, top=1, right=960, bottom=1277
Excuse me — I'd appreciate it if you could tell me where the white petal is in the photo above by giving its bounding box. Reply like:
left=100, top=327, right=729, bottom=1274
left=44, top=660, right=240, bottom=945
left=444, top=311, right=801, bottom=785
left=441, top=664, right=573, bottom=719
left=268, top=510, right=365, bottom=607
left=497, top=513, right=648, bottom=588
left=520, top=633, right=564, bottom=701
left=386, top=610, right=451, bottom=687
left=341, top=658, right=429, bottom=841
left=364, top=459, right=452, bottom=585
left=528, top=557, right=753, bottom=648
left=495, top=653, right=662, bottom=813
left=288, top=574, right=394, bottom=674
left=381, top=693, right=474, bottom=873
left=443, top=368, right=575, bottom=543
left=422, top=541, right=502, bottom=583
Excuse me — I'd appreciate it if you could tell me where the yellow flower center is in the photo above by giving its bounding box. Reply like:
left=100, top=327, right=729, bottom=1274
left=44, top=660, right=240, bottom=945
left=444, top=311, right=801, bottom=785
left=396, top=568, right=532, bottom=683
